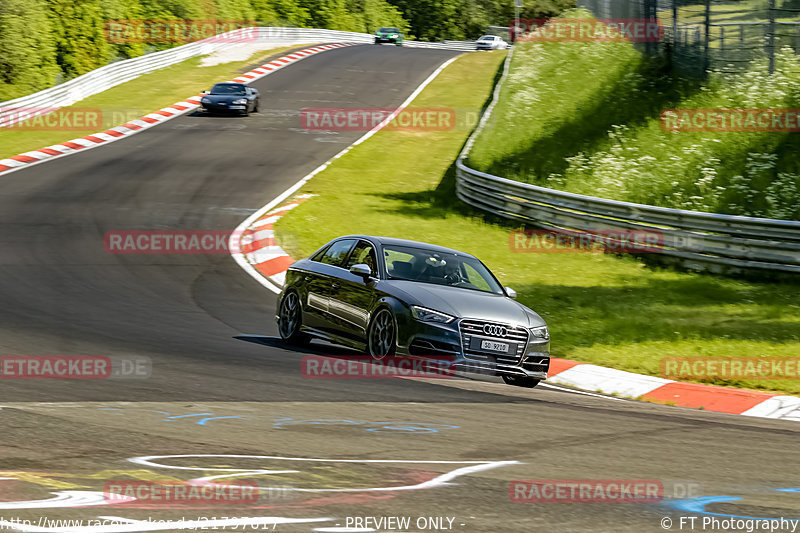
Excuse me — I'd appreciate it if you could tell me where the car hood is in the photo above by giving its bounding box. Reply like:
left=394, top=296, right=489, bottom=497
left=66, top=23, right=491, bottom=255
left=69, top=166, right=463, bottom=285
left=385, top=280, right=545, bottom=327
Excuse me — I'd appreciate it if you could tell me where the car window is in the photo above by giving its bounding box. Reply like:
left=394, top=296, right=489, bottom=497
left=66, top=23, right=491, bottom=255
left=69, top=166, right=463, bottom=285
left=319, top=239, right=356, bottom=267
left=345, top=241, right=377, bottom=272
left=383, top=244, right=503, bottom=294
left=461, top=263, right=492, bottom=292
left=384, top=248, right=415, bottom=276
left=210, top=83, right=246, bottom=95
left=310, top=244, right=331, bottom=262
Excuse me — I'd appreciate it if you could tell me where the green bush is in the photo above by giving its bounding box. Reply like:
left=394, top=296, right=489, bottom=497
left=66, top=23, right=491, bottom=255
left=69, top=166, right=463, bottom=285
left=468, top=13, right=800, bottom=221
left=549, top=50, right=800, bottom=220
left=0, top=0, right=59, bottom=99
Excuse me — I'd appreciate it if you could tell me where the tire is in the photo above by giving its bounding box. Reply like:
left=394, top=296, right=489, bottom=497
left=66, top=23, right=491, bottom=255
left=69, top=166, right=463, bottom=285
left=253, top=99, right=259, bottom=113
left=502, top=374, right=540, bottom=388
left=278, top=292, right=309, bottom=346
left=367, top=307, right=396, bottom=360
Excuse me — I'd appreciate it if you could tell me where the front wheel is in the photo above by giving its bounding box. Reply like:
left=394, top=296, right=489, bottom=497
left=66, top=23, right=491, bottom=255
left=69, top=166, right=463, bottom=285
left=278, top=292, right=309, bottom=346
left=502, top=374, right=540, bottom=388
left=367, top=308, right=396, bottom=360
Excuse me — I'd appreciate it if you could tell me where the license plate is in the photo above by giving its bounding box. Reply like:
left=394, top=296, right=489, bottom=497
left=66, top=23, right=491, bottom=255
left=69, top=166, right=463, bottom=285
left=480, top=340, right=509, bottom=353
left=230, top=105, right=245, bottom=110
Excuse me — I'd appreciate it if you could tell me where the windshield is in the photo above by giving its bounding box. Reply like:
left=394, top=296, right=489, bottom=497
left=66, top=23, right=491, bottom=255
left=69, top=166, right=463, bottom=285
left=210, top=83, right=246, bottom=95
left=379, top=27, right=399, bottom=33
left=479, top=36, right=494, bottom=40
left=382, top=245, right=503, bottom=294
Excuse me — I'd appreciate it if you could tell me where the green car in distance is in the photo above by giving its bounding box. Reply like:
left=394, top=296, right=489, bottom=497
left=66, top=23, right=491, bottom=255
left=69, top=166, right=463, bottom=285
left=374, top=27, right=403, bottom=46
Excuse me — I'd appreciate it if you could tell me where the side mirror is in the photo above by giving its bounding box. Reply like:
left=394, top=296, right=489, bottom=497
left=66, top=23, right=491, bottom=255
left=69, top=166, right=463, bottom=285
left=350, top=263, right=372, bottom=279
left=505, top=287, right=517, bottom=299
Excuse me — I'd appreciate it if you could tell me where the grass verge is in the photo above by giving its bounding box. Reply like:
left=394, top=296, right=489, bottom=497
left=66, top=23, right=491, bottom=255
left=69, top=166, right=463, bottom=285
left=0, top=45, right=301, bottom=161
left=275, top=49, right=800, bottom=396
left=466, top=12, right=800, bottom=220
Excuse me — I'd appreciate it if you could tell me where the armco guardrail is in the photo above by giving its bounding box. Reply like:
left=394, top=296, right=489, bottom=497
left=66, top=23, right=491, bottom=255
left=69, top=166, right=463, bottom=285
left=455, top=48, right=800, bottom=274
left=0, top=27, right=475, bottom=128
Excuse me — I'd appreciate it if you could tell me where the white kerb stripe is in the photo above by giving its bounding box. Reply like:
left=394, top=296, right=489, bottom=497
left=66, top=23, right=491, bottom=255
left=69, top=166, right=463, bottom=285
left=548, top=364, right=674, bottom=398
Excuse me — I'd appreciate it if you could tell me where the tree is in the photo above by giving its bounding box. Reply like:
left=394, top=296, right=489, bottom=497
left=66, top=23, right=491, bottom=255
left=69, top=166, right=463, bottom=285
left=0, top=0, right=59, bottom=99
left=101, top=0, right=146, bottom=59
left=47, top=0, right=110, bottom=79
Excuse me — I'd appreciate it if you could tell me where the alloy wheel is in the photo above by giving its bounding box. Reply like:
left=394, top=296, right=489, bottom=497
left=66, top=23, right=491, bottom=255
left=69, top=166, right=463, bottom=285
left=279, top=292, right=301, bottom=340
left=368, top=308, right=396, bottom=360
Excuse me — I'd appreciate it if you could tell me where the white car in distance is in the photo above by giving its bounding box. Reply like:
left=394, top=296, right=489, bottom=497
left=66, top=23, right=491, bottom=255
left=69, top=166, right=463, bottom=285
left=476, top=35, right=509, bottom=50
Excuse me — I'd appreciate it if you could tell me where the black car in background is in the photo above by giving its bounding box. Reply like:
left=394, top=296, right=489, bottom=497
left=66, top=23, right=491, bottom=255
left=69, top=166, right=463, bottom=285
left=200, top=83, right=260, bottom=115
left=276, top=235, right=550, bottom=387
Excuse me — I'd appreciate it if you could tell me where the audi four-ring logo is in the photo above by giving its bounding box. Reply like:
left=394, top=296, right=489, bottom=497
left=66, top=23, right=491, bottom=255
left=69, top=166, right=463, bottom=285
left=483, top=324, right=507, bottom=337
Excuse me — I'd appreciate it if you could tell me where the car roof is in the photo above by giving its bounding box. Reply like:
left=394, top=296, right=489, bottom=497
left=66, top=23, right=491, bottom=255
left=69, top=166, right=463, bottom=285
left=213, top=82, right=246, bottom=86
left=336, top=235, right=476, bottom=258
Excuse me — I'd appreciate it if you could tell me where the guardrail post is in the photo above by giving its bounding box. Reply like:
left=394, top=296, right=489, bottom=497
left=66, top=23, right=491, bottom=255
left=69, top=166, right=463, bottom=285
left=703, top=0, right=711, bottom=72
left=796, top=25, right=800, bottom=54
left=768, top=0, right=776, bottom=73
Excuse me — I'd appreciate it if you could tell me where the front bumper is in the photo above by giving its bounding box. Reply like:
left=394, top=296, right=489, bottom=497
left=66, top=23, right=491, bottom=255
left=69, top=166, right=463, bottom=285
left=201, top=103, right=247, bottom=113
left=397, top=317, right=550, bottom=380
left=375, top=37, right=399, bottom=43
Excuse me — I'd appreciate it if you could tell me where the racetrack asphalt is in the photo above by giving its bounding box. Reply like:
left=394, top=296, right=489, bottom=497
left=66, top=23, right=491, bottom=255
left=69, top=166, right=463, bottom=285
left=0, top=44, right=798, bottom=533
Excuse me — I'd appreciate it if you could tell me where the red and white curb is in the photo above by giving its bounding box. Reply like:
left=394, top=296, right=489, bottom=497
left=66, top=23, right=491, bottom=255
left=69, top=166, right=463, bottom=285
left=548, top=358, right=800, bottom=421
left=233, top=195, right=314, bottom=289
left=0, top=43, right=357, bottom=177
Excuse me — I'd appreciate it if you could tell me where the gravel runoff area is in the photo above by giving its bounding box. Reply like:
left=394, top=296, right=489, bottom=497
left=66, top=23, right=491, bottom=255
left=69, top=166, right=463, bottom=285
left=199, top=40, right=325, bottom=66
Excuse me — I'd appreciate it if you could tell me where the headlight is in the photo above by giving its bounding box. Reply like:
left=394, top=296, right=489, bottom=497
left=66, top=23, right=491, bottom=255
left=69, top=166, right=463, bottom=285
left=410, top=305, right=455, bottom=324
left=232, top=98, right=247, bottom=105
left=201, top=97, right=210, bottom=103
left=529, top=326, right=549, bottom=340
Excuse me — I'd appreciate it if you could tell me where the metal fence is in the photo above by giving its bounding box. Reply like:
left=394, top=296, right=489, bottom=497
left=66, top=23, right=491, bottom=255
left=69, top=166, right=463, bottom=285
left=578, top=0, right=800, bottom=74
left=455, top=48, right=800, bottom=274
left=0, top=28, right=475, bottom=127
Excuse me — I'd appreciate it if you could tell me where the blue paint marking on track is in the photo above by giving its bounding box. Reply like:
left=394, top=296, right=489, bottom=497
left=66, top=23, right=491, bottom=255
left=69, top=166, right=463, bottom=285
left=162, top=413, right=244, bottom=425
left=667, top=494, right=800, bottom=521
left=97, top=409, right=449, bottom=431
left=97, top=408, right=243, bottom=425
left=272, top=417, right=458, bottom=433
left=195, top=416, right=241, bottom=425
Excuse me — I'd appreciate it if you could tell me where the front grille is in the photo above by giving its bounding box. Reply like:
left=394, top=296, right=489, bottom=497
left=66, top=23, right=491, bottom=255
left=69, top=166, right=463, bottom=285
left=459, top=319, right=528, bottom=365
